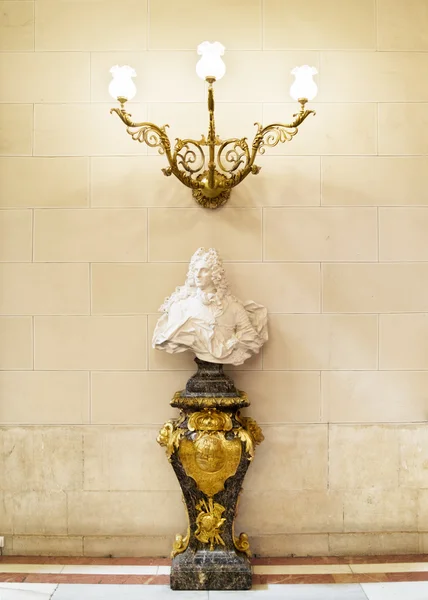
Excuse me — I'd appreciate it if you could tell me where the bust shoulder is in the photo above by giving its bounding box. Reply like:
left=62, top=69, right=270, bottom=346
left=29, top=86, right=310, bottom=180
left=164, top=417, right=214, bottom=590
left=223, top=295, right=245, bottom=313
left=217, top=295, right=248, bottom=325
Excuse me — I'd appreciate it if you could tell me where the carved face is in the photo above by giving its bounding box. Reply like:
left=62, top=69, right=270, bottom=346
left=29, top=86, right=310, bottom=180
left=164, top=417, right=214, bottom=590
left=194, top=259, right=215, bottom=291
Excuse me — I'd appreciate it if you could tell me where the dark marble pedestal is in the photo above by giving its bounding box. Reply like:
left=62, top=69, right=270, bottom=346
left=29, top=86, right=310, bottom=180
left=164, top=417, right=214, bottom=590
left=157, top=358, right=264, bottom=591
left=171, top=549, right=252, bottom=590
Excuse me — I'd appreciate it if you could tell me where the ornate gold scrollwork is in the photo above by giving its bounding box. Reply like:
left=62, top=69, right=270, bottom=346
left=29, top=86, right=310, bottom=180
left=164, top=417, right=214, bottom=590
left=171, top=496, right=191, bottom=558
left=174, top=139, right=206, bottom=175
left=171, top=527, right=190, bottom=558
left=126, top=123, right=171, bottom=153
left=234, top=532, right=251, bottom=558
left=157, top=416, right=185, bottom=461
left=195, top=498, right=226, bottom=550
left=232, top=493, right=252, bottom=557
left=217, top=138, right=250, bottom=174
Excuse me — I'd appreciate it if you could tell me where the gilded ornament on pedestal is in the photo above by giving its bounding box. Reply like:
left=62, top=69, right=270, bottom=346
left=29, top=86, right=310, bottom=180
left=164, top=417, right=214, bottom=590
left=171, top=497, right=191, bottom=558
left=171, top=525, right=190, bottom=558
left=180, top=433, right=242, bottom=497
left=233, top=532, right=251, bottom=558
left=195, top=498, right=226, bottom=550
left=157, top=417, right=184, bottom=461
left=179, top=408, right=242, bottom=496
left=232, top=494, right=252, bottom=557
left=171, top=390, right=249, bottom=409
left=236, top=413, right=264, bottom=460
left=188, top=408, right=232, bottom=432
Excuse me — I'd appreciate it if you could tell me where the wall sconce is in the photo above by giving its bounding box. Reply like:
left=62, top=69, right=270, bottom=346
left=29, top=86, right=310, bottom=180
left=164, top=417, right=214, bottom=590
left=110, top=42, right=317, bottom=209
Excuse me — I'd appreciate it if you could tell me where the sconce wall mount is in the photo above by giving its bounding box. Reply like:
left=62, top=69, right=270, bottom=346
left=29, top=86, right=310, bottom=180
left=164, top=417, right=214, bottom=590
left=110, top=43, right=317, bottom=209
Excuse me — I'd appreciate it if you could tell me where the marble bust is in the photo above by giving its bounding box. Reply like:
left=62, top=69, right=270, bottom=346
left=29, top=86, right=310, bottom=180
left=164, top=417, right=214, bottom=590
left=152, top=248, right=268, bottom=366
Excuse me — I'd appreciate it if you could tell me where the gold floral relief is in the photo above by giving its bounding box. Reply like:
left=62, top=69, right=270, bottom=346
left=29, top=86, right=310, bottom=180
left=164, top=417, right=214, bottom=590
left=195, top=498, right=226, bottom=550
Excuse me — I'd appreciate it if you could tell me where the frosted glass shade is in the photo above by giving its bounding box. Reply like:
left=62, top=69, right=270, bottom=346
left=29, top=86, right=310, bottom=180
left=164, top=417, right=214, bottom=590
left=196, top=41, right=226, bottom=81
left=109, top=65, right=137, bottom=101
left=290, top=65, right=318, bottom=101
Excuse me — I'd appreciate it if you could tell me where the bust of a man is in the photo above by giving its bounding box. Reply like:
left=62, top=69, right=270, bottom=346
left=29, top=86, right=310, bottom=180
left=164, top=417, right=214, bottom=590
left=152, top=248, right=268, bottom=366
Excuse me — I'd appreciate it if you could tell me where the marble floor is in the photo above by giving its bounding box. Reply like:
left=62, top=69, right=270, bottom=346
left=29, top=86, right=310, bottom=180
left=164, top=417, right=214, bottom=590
left=1, top=556, right=428, bottom=599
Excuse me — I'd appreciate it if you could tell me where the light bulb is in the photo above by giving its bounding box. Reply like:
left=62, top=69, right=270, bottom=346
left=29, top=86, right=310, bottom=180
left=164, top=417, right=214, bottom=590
left=196, top=41, right=226, bottom=81
left=109, top=65, right=137, bottom=101
left=290, top=65, right=318, bottom=102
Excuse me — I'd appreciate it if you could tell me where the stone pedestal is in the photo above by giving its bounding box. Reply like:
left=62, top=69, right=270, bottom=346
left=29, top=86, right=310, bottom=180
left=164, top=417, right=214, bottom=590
left=157, top=358, right=264, bottom=591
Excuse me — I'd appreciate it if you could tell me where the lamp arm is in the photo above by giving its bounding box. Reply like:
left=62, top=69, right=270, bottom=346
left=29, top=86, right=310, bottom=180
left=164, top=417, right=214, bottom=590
left=110, top=106, right=204, bottom=191
left=212, top=103, right=316, bottom=192
left=251, top=104, right=315, bottom=158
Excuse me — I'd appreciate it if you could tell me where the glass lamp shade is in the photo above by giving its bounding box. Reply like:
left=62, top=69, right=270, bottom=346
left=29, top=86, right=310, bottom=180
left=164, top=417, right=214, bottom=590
left=290, top=65, right=318, bottom=101
left=196, top=41, right=226, bottom=81
left=109, top=65, right=137, bottom=101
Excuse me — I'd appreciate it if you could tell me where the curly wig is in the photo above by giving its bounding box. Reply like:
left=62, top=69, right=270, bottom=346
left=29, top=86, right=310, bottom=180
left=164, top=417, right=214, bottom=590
left=159, top=247, right=230, bottom=314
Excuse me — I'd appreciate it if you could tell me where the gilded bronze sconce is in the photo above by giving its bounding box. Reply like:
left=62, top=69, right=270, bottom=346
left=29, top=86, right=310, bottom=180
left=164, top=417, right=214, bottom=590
left=109, top=42, right=317, bottom=209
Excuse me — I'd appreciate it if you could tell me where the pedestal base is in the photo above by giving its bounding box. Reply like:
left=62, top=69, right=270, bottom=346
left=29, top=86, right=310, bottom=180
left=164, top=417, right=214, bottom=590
left=157, top=358, right=263, bottom=591
left=171, top=550, right=252, bottom=590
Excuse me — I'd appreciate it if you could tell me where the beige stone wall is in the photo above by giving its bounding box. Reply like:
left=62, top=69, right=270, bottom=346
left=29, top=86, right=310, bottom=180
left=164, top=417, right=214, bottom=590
left=1, top=0, right=428, bottom=557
